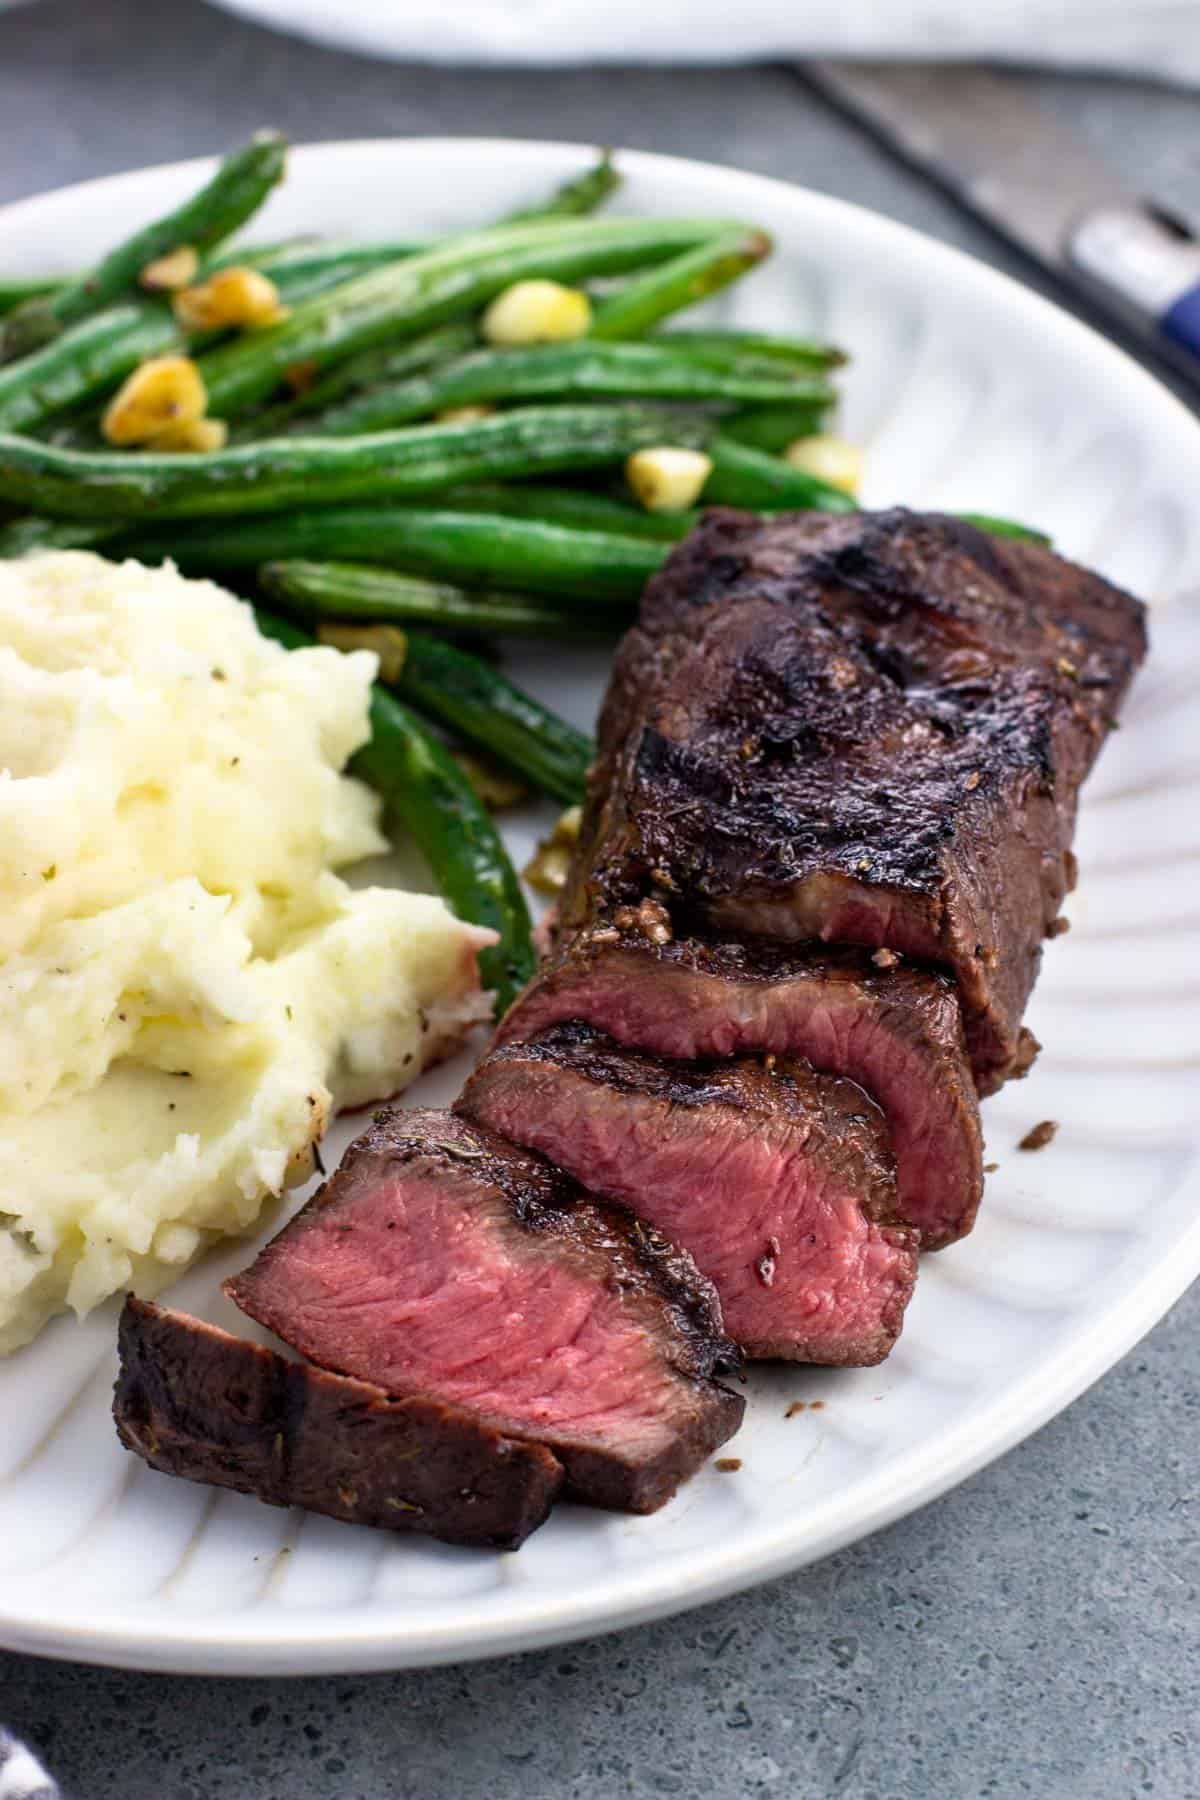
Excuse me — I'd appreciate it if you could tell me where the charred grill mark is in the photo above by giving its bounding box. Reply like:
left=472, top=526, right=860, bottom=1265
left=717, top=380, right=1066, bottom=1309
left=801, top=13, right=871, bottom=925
left=560, top=506, right=1146, bottom=1090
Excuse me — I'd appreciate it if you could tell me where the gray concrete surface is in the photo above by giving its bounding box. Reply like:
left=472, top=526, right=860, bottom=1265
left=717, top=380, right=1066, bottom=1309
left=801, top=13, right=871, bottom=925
left=0, top=4, right=1196, bottom=1795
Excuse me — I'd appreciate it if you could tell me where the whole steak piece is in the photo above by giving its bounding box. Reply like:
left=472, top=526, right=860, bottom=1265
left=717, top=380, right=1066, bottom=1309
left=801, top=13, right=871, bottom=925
left=459, top=1022, right=917, bottom=1366
left=225, top=1109, right=743, bottom=1514
left=115, top=1297, right=563, bottom=1550
left=498, top=927, right=982, bottom=1248
left=559, top=508, right=1147, bottom=1092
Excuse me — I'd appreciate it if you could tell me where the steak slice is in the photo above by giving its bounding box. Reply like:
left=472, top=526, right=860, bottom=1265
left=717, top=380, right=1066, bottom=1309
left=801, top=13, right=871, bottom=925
left=115, top=1297, right=562, bottom=1550
left=560, top=507, right=1147, bottom=1091
left=459, top=1023, right=917, bottom=1366
left=499, top=926, right=982, bottom=1248
left=225, top=1109, right=743, bottom=1514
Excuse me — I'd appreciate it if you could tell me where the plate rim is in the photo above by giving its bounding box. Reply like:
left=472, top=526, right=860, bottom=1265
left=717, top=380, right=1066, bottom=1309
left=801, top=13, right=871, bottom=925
left=1, top=134, right=1197, bottom=1676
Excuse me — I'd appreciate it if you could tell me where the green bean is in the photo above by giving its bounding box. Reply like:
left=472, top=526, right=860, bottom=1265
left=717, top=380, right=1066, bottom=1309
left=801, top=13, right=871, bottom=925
left=7, top=492, right=1046, bottom=588
left=589, top=227, right=772, bottom=341
left=702, top=434, right=857, bottom=512
left=220, top=238, right=427, bottom=284
left=238, top=323, right=476, bottom=440
left=68, top=134, right=287, bottom=302
left=228, top=174, right=664, bottom=436
left=1, top=133, right=288, bottom=362
left=0, top=204, right=628, bottom=336
left=0, top=404, right=710, bottom=521
left=503, top=151, right=620, bottom=223
left=958, top=511, right=1051, bottom=545
left=653, top=328, right=845, bottom=371
left=254, top=607, right=534, bottom=1010
left=394, top=633, right=594, bottom=804
left=0, top=241, right=428, bottom=328
left=124, top=506, right=667, bottom=603
left=289, top=339, right=833, bottom=436
left=718, top=401, right=833, bottom=454
left=258, top=559, right=618, bottom=637
left=0, top=515, right=117, bottom=557
left=195, top=216, right=752, bottom=419
left=0, top=278, right=59, bottom=318
left=421, top=481, right=691, bottom=541
left=0, top=300, right=175, bottom=435
left=0, top=244, right=422, bottom=440
left=357, top=691, right=535, bottom=1011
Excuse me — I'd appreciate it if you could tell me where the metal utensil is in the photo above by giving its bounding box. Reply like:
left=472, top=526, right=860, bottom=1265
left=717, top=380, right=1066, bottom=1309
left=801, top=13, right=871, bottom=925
left=807, top=61, right=1200, bottom=383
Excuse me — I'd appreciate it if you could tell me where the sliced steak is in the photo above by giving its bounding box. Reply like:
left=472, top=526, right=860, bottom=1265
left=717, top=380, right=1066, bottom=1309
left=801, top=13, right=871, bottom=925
left=499, top=927, right=981, bottom=1248
left=115, top=1297, right=562, bottom=1550
left=225, top=1109, right=743, bottom=1514
left=459, top=1023, right=917, bottom=1366
left=559, top=507, right=1147, bottom=1091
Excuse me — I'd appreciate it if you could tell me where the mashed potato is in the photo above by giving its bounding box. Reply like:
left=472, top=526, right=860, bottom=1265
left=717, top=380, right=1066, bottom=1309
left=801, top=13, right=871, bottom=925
left=0, top=552, right=493, bottom=1353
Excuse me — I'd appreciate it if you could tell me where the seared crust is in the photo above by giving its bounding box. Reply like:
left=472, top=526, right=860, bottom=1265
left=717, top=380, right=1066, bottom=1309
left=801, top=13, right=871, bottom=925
left=115, top=1297, right=564, bottom=1550
left=559, top=507, right=1147, bottom=1091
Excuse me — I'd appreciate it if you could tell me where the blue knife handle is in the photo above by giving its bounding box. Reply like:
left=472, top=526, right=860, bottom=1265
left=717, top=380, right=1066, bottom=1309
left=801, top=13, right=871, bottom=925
left=1161, top=285, right=1200, bottom=363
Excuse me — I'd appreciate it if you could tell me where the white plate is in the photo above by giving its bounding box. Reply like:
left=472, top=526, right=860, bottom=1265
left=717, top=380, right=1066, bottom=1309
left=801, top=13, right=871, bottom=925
left=0, top=139, right=1198, bottom=1676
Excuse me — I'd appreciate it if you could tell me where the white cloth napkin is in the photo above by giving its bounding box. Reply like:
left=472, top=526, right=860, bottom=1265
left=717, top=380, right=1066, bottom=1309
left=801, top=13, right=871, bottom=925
left=0, top=1731, right=58, bottom=1800
left=216, top=0, right=1200, bottom=84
